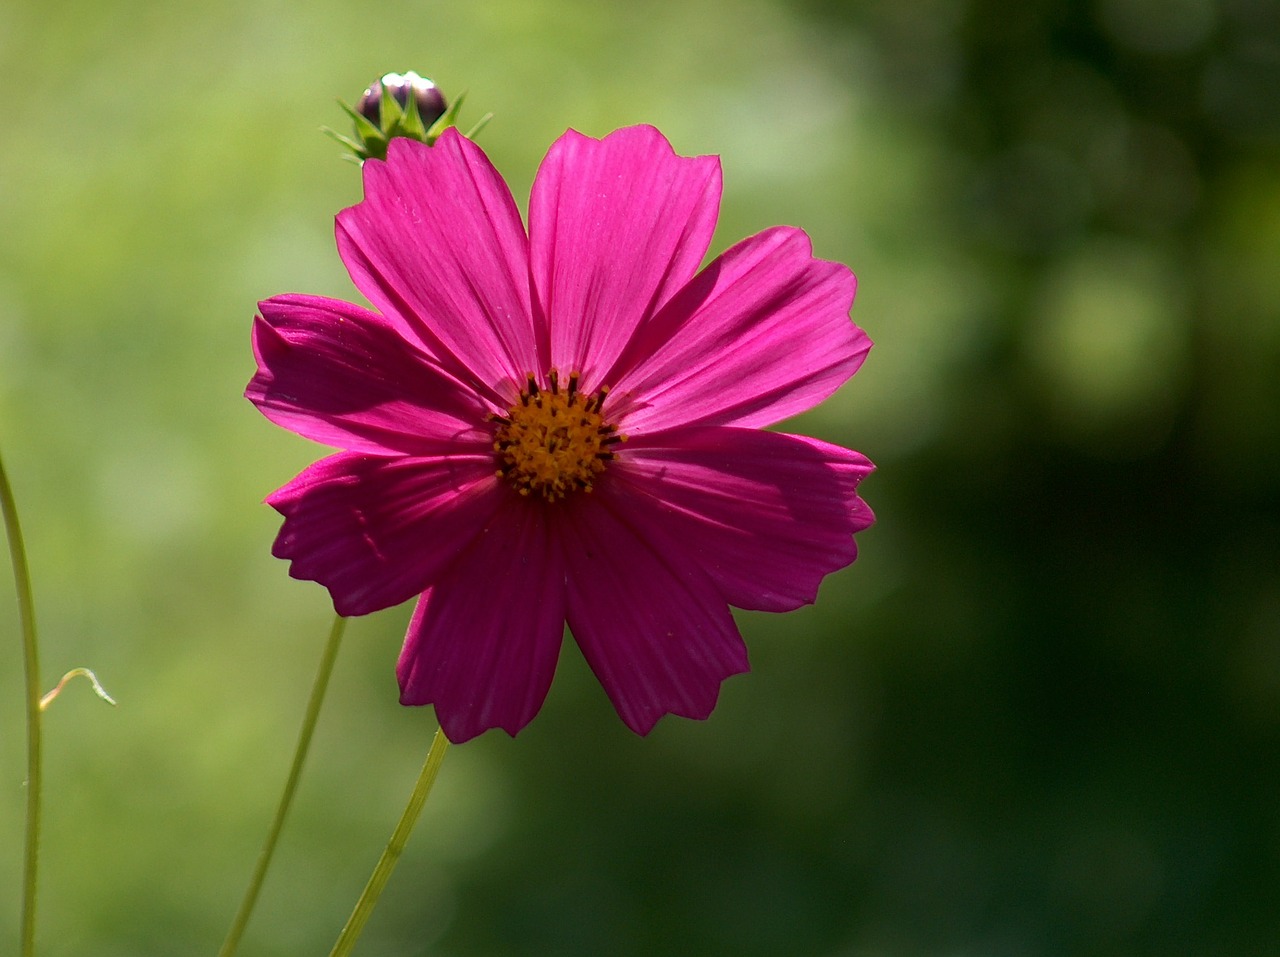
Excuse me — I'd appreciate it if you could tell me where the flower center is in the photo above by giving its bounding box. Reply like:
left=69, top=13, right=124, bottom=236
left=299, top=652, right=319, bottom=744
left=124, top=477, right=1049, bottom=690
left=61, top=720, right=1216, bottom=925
left=492, top=371, right=624, bottom=502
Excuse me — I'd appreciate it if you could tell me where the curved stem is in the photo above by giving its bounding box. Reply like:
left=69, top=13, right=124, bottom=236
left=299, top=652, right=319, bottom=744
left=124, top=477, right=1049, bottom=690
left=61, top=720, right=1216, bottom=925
left=217, top=613, right=347, bottom=957
left=1, top=450, right=42, bottom=957
left=329, top=728, right=450, bottom=957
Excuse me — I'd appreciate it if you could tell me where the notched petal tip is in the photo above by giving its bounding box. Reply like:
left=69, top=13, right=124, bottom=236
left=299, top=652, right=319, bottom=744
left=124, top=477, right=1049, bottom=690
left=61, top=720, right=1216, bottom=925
left=261, top=453, right=504, bottom=619
left=608, top=224, right=871, bottom=433
left=563, top=498, right=751, bottom=736
left=393, top=504, right=566, bottom=742
left=605, top=429, right=874, bottom=613
left=617, top=655, right=751, bottom=737
left=531, top=122, right=724, bottom=386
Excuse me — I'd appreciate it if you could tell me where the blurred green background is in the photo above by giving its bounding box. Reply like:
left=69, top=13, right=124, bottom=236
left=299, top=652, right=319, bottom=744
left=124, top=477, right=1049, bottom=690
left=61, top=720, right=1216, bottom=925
left=2, top=0, right=1278, bottom=954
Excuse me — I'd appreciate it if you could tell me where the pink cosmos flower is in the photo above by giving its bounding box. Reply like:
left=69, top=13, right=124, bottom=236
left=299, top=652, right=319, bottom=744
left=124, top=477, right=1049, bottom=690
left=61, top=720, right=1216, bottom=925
left=247, top=125, right=874, bottom=743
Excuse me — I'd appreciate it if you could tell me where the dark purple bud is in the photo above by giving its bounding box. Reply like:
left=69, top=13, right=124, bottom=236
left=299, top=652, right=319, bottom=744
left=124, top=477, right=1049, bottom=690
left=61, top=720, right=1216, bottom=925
left=357, top=71, right=447, bottom=129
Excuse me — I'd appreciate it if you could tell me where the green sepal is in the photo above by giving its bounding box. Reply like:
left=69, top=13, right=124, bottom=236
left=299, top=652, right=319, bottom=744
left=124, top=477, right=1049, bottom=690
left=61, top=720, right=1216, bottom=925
left=464, top=112, right=494, bottom=140
left=321, top=126, right=369, bottom=154
left=378, top=82, right=405, bottom=130
left=338, top=98, right=384, bottom=144
left=397, top=92, right=427, bottom=139
left=332, top=99, right=389, bottom=161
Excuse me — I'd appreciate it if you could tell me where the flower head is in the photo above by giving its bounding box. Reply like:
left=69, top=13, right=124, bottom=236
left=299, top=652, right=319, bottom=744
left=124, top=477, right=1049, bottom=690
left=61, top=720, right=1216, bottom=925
left=247, top=126, right=874, bottom=743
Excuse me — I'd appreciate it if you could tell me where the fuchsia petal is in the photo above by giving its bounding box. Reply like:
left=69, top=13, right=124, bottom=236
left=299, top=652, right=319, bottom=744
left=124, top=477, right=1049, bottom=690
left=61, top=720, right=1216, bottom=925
left=608, top=227, right=869, bottom=433
left=529, top=125, right=722, bottom=388
left=605, top=427, right=875, bottom=612
left=561, top=498, right=750, bottom=735
left=248, top=295, right=494, bottom=456
left=336, top=131, right=539, bottom=402
left=397, top=499, right=566, bottom=743
left=252, top=123, right=876, bottom=741
left=268, top=452, right=504, bottom=617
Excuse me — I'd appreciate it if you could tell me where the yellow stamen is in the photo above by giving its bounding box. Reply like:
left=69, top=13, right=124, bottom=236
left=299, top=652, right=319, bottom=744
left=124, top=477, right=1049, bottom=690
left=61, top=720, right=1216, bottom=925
left=492, top=372, right=624, bottom=502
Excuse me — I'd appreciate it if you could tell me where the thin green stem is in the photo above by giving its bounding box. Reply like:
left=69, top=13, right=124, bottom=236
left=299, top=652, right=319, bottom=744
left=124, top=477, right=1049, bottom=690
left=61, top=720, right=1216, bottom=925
left=329, top=727, right=450, bottom=957
left=217, top=613, right=347, bottom=957
left=0, top=449, right=41, bottom=957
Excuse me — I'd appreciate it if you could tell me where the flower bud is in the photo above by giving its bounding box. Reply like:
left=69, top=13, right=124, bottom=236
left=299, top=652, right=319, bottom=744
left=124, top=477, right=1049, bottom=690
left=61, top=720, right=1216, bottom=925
left=357, top=71, right=447, bottom=130
left=326, top=70, right=488, bottom=163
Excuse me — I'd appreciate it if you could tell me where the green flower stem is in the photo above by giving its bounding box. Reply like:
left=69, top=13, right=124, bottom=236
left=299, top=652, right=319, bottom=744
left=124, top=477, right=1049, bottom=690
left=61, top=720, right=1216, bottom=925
left=1, top=449, right=41, bottom=957
left=329, top=727, right=451, bottom=957
left=218, top=613, right=347, bottom=957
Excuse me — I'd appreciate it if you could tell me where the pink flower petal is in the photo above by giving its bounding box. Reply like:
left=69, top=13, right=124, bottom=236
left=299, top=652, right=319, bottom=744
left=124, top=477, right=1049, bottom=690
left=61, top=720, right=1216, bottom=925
left=397, top=499, right=566, bottom=742
left=336, top=131, right=540, bottom=403
left=560, top=497, right=749, bottom=734
left=248, top=295, right=495, bottom=456
left=529, top=125, right=722, bottom=389
left=268, top=452, right=504, bottom=617
left=604, top=426, right=874, bottom=612
left=607, top=226, right=869, bottom=433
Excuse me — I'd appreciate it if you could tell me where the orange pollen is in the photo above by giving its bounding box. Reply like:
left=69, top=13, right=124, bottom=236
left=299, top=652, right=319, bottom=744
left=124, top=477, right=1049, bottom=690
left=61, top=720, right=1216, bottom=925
left=491, top=371, right=625, bottom=502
